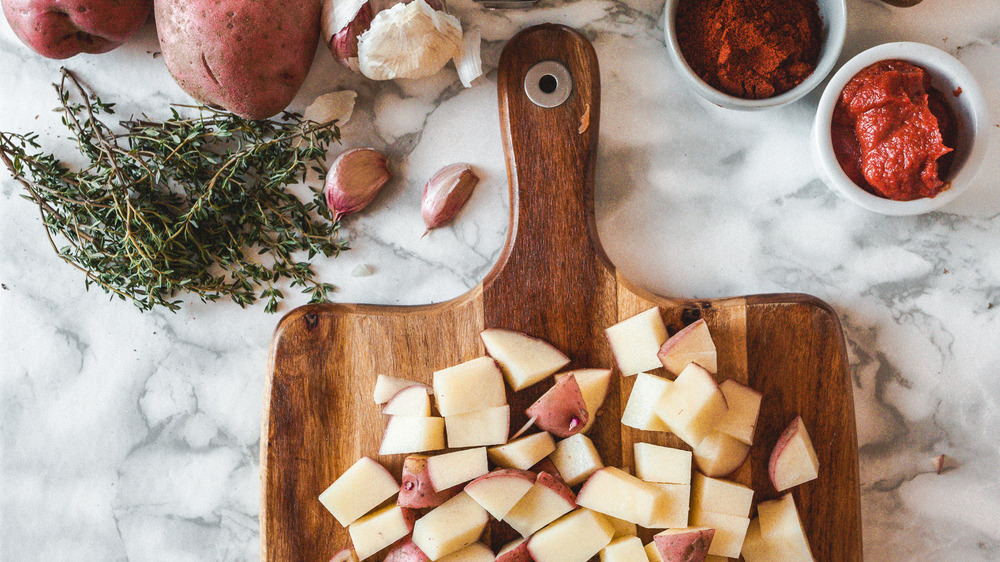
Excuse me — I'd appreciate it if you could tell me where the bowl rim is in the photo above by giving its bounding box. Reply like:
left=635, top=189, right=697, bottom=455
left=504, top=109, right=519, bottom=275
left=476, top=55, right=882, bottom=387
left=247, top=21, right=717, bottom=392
left=662, top=0, right=848, bottom=111
left=812, top=41, right=992, bottom=215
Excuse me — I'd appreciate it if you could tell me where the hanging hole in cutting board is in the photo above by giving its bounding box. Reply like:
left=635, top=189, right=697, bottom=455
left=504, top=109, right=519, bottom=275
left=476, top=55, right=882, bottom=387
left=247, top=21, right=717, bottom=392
left=524, top=60, right=572, bottom=108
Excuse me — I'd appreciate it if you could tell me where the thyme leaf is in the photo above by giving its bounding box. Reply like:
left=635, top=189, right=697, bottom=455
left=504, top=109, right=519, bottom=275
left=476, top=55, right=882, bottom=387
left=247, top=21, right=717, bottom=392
left=0, top=69, right=347, bottom=313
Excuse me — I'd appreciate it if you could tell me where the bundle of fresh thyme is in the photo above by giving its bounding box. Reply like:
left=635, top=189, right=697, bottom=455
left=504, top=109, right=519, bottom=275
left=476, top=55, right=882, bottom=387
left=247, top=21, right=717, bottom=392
left=0, top=69, right=347, bottom=313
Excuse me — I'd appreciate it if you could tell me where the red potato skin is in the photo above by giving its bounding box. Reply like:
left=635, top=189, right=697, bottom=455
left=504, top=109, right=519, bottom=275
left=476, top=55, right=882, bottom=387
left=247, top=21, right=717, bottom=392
left=528, top=458, right=567, bottom=487
left=398, top=455, right=460, bottom=509
left=384, top=538, right=430, bottom=562
left=495, top=540, right=532, bottom=562
left=654, top=528, right=715, bottom=562
left=2, top=0, right=150, bottom=59
left=525, top=374, right=589, bottom=438
left=535, top=471, right=576, bottom=507
left=328, top=548, right=359, bottom=562
left=154, top=0, right=320, bottom=119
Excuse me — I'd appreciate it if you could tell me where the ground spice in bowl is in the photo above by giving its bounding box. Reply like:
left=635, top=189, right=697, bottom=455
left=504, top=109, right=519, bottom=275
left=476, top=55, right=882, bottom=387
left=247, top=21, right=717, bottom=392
left=675, top=0, right=824, bottom=99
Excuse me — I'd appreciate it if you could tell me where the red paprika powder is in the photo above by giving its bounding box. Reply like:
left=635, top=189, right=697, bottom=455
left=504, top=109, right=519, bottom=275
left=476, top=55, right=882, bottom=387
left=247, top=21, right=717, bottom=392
left=675, top=0, right=824, bottom=99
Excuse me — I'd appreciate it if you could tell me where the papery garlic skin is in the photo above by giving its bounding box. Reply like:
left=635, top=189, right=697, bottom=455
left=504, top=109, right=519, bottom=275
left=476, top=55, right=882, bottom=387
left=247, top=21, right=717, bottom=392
left=422, top=163, right=479, bottom=232
left=325, top=148, right=392, bottom=220
left=322, top=0, right=375, bottom=70
left=358, top=0, right=462, bottom=81
left=304, top=91, right=358, bottom=126
left=454, top=27, right=482, bottom=88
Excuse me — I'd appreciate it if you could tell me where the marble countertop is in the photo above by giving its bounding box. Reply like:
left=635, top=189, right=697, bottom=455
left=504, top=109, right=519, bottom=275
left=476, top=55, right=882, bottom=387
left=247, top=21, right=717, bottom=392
left=2, top=0, right=999, bottom=560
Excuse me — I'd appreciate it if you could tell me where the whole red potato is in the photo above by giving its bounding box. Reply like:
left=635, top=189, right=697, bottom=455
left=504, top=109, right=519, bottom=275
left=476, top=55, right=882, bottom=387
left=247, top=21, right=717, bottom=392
left=2, top=0, right=151, bottom=59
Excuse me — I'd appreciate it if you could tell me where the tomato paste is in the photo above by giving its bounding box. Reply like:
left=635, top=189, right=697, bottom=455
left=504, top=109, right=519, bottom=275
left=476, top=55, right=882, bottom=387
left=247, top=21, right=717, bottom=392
left=831, top=60, right=958, bottom=201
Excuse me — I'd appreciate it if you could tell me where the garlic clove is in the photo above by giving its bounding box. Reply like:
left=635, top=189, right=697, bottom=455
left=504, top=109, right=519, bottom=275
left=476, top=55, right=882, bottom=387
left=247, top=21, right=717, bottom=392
left=421, top=162, right=479, bottom=233
left=304, top=90, right=358, bottom=126
left=323, top=0, right=375, bottom=70
left=325, top=148, right=392, bottom=221
left=454, top=27, right=482, bottom=88
left=357, top=0, right=462, bottom=81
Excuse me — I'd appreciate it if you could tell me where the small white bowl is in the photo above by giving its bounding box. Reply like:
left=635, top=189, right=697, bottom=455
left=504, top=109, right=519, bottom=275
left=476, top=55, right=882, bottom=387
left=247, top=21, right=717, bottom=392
left=812, top=42, right=991, bottom=215
left=663, top=0, right=847, bottom=111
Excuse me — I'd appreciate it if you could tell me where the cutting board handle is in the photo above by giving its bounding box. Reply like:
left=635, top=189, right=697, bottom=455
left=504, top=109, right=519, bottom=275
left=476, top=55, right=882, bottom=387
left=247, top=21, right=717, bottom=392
left=488, top=24, right=609, bottom=290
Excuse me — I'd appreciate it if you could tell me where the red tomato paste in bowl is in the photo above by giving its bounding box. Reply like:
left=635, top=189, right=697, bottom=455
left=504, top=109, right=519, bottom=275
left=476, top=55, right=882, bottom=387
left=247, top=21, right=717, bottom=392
left=831, top=60, right=959, bottom=201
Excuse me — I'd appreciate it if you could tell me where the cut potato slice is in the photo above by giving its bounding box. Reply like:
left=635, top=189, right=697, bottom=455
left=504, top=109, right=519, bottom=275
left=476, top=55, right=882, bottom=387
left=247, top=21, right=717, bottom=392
left=319, top=457, right=399, bottom=526
left=380, top=416, right=446, bottom=455
left=656, top=318, right=717, bottom=375
left=433, top=357, right=506, bottom=417
left=605, top=308, right=668, bottom=376
left=527, top=508, right=615, bottom=562
left=412, top=492, right=489, bottom=561
left=621, top=373, right=672, bottom=432
left=480, top=329, right=571, bottom=391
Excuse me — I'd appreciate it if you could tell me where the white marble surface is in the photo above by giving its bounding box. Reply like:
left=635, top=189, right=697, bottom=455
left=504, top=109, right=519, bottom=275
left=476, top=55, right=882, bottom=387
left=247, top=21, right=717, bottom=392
left=1, top=0, right=999, bottom=560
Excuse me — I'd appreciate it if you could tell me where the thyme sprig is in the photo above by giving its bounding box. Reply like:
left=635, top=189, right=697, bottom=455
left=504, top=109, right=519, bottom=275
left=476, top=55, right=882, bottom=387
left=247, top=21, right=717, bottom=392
left=0, top=69, right=347, bottom=313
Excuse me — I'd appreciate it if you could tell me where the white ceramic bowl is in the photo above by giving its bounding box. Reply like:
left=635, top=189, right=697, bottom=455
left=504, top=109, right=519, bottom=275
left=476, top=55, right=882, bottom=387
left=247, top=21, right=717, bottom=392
left=663, top=0, right=847, bottom=111
left=812, top=42, right=991, bottom=215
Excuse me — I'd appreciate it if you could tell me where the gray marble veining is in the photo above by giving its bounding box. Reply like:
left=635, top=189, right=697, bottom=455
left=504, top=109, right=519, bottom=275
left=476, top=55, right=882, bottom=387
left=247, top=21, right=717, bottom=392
left=2, top=0, right=999, bottom=560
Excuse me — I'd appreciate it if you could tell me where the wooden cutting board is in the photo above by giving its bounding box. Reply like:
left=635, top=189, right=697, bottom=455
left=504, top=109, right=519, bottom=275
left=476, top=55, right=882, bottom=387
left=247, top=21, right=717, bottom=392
left=261, top=24, right=862, bottom=562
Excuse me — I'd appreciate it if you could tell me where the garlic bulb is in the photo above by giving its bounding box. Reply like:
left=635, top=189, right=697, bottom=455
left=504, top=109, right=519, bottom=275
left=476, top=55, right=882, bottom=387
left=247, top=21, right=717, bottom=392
left=357, top=0, right=462, bottom=81
left=322, top=0, right=375, bottom=70
left=325, top=148, right=392, bottom=220
left=421, top=163, right=479, bottom=233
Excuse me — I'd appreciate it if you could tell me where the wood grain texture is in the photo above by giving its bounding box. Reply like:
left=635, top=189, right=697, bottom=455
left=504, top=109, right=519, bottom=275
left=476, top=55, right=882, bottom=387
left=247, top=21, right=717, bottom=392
left=261, top=24, right=862, bottom=562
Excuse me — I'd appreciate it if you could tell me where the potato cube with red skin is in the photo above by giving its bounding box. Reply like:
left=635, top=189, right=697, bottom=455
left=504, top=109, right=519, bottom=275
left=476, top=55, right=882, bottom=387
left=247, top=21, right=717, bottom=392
left=412, top=492, right=489, bottom=560
left=464, top=469, right=536, bottom=521
left=348, top=505, right=415, bottom=560
left=657, top=318, right=717, bottom=376
left=374, top=374, right=428, bottom=404
left=329, top=548, right=360, bottom=562
left=768, top=416, right=819, bottom=492
left=526, top=374, right=589, bottom=438
left=549, top=433, right=604, bottom=486
left=495, top=538, right=531, bottom=562
left=600, top=536, right=648, bottom=562
left=399, top=455, right=461, bottom=509
left=503, top=472, right=576, bottom=537
left=653, top=527, right=714, bottom=562
left=433, top=357, right=507, bottom=416
left=480, top=329, right=571, bottom=391
left=527, top=508, right=616, bottom=562
left=554, top=369, right=613, bottom=433
left=319, top=457, right=399, bottom=526
left=384, top=539, right=430, bottom=562
left=645, top=542, right=665, bottom=562
left=605, top=308, right=669, bottom=376
left=384, top=385, right=433, bottom=417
